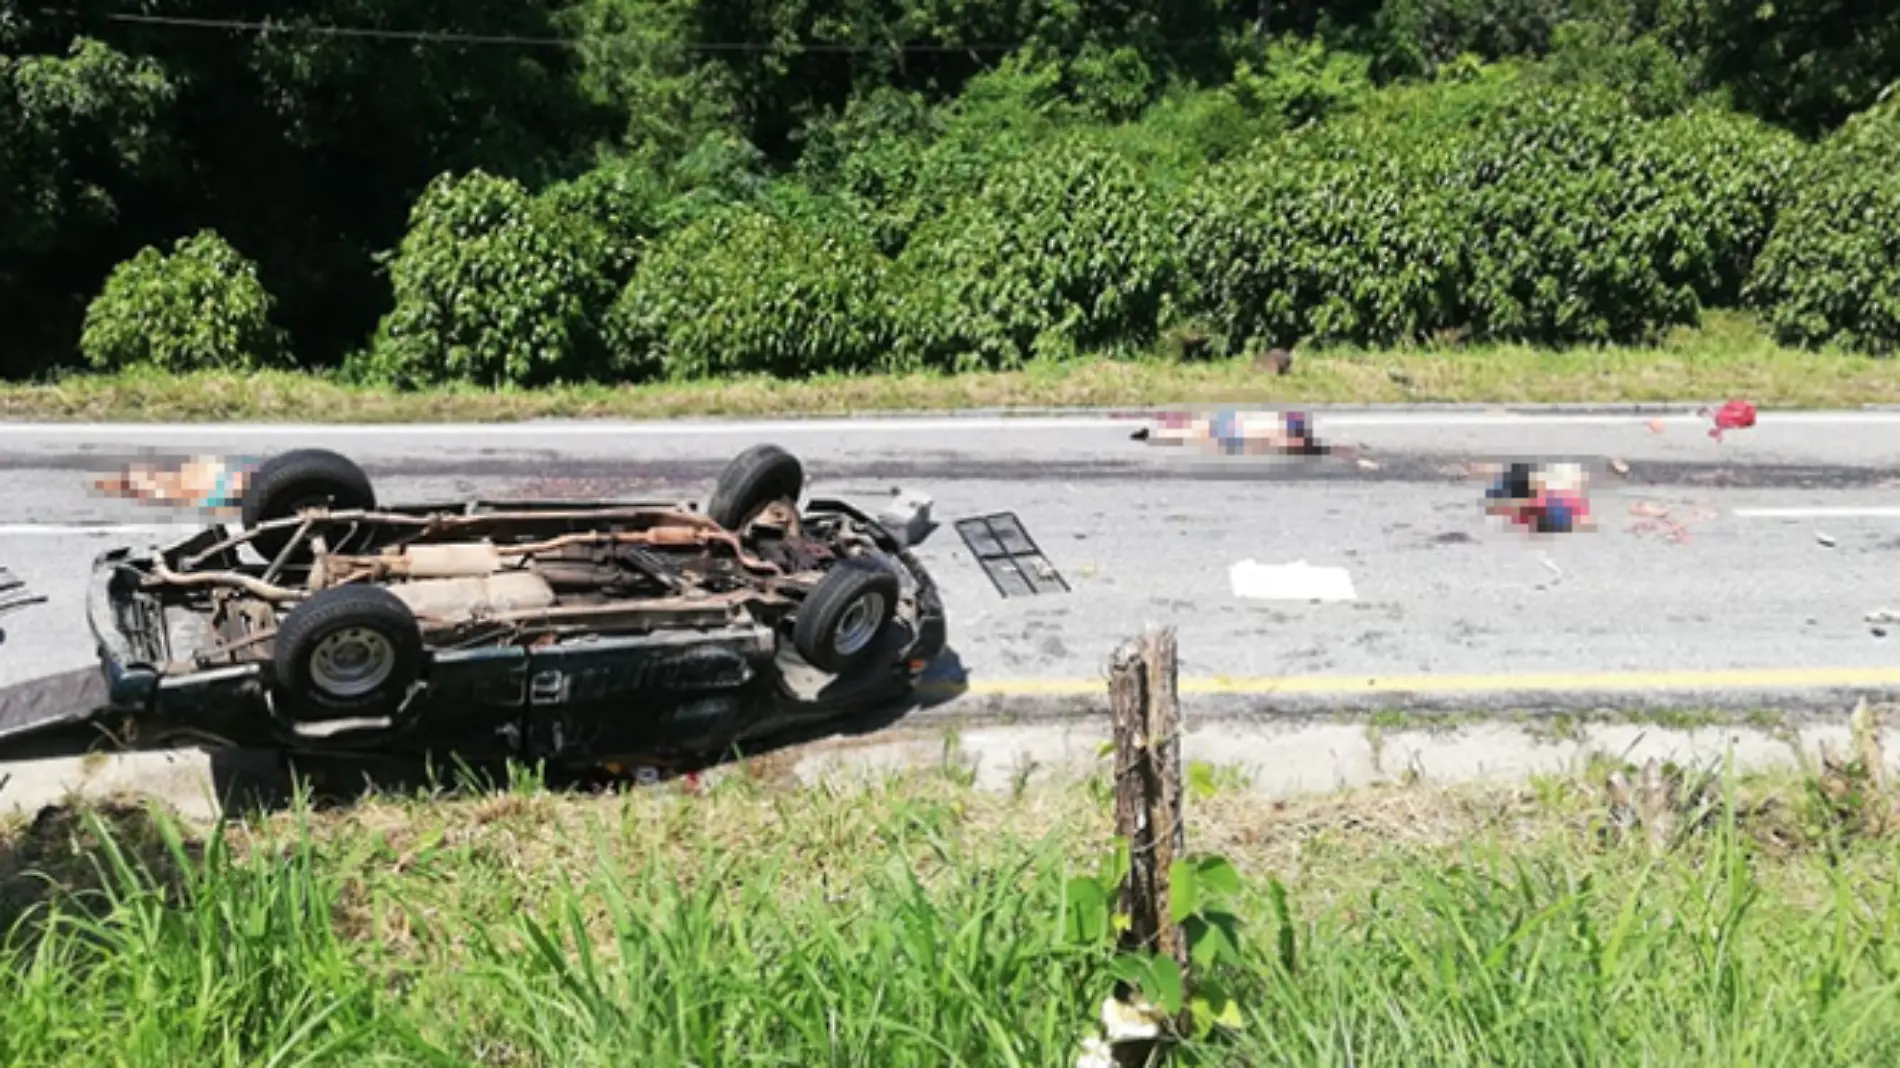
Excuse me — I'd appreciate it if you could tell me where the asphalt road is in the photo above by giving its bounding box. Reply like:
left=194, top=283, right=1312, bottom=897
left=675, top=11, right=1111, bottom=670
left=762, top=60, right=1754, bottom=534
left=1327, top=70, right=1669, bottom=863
left=4, top=406, right=1900, bottom=721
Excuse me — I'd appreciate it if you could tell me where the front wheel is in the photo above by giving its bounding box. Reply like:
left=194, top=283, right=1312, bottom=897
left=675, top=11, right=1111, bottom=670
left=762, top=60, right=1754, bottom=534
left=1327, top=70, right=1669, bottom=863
left=792, top=557, right=900, bottom=675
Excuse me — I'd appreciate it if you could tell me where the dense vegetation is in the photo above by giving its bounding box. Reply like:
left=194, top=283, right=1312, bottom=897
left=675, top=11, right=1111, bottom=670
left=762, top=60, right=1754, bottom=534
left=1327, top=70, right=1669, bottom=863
left=5, top=1, right=1900, bottom=392
left=6, top=756, right=1900, bottom=1065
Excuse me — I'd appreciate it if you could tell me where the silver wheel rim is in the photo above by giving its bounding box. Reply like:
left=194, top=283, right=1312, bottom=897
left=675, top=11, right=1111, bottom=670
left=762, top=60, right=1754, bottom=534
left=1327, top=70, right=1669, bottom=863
left=308, top=627, right=396, bottom=697
left=832, top=592, right=886, bottom=657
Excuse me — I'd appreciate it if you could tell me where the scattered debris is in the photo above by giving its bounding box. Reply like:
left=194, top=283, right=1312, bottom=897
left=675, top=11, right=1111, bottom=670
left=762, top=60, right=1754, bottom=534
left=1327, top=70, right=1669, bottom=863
left=1229, top=559, right=1357, bottom=602
left=1850, top=696, right=1887, bottom=793
left=954, top=512, right=1070, bottom=598
left=1811, top=697, right=1893, bottom=836
left=1626, top=500, right=1710, bottom=544
left=1255, top=347, right=1293, bottom=375
left=1603, top=758, right=1721, bottom=854
left=1817, top=531, right=1837, bottom=548
left=0, top=568, right=45, bottom=618
left=1703, top=398, right=1758, bottom=442
left=877, top=487, right=936, bottom=548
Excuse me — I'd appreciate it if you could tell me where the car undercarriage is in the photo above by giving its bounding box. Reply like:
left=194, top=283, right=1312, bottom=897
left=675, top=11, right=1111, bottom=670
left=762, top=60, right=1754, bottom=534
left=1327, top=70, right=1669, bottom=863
left=74, top=444, right=949, bottom=769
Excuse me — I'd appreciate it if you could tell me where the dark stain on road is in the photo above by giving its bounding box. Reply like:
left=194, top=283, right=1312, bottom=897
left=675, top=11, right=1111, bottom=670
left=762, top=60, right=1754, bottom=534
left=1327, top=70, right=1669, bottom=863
left=27, top=448, right=1899, bottom=491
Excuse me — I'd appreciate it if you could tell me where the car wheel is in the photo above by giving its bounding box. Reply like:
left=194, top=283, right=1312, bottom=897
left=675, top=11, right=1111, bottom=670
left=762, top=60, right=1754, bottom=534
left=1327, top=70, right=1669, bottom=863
left=242, top=448, right=377, bottom=563
left=705, top=444, right=804, bottom=531
left=272, top=585, right=423, bottom=723
left=793, top=556, right=900, bottom=674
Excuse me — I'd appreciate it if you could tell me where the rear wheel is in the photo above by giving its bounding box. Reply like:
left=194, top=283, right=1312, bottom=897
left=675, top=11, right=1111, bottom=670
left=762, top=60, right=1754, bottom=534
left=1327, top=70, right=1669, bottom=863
left=272, top=585, right=423, bottom=724
left=706, top=444, right=804, bottom=531
left=793, top=556, right=900, bottom=674
left=242, top=448, right=377, bottom=563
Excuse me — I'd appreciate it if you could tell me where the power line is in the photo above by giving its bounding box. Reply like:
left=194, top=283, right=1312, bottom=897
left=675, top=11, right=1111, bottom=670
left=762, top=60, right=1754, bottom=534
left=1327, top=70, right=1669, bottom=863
left=33, top=8, right=1232, bottom=55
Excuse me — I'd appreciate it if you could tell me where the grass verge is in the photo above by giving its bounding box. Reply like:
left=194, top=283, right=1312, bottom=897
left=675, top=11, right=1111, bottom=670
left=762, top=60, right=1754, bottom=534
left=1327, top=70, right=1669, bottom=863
left=4, top=742, right=1900, bottom=1067
left=5, top=315, right=1897, bottom=422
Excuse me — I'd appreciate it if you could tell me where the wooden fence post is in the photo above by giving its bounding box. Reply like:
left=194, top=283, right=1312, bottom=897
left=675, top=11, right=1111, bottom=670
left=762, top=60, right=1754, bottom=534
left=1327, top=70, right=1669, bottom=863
left=1106, top=626, right=1188, bottom=1062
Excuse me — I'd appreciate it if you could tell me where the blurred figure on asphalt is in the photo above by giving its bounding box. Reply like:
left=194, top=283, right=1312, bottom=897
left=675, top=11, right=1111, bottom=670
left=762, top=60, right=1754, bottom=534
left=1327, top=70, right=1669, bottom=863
left=89, top=452, right=261, bottom=515
left=1482, top=461, right=1594, bottom=534
left=1130, top=407, right=1353, bottom=458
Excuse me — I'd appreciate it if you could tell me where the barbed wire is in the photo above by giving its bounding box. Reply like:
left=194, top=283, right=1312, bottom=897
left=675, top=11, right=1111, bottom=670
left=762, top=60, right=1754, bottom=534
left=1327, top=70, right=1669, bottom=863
left=31, top=8, right=1236, bottom=54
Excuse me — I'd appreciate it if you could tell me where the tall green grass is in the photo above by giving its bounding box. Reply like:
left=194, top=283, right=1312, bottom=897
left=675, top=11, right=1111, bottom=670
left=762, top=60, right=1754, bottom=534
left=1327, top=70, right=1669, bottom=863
left=3, top=764, right=1899, bottom=1067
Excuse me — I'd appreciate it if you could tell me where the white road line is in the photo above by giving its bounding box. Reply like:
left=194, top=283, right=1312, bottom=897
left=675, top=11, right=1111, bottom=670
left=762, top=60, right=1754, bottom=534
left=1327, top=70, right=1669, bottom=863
left=0, top=523, right=190, bottom=536
left=7, top=417, right=1131, bottom=437
left=2, top=408, right=1900, bottom=439
left=1732, top=507, right=1900, bottom=519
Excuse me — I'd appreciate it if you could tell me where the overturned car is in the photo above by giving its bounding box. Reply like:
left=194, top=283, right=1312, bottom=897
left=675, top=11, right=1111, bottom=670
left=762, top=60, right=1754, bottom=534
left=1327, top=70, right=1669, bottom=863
left=81, top=443, right=948, bottom=771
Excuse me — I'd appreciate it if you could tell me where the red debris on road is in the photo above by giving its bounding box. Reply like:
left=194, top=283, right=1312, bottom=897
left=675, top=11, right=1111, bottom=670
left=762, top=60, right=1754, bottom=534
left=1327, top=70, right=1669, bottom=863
left=1705, top=399, right=1757, bottom=442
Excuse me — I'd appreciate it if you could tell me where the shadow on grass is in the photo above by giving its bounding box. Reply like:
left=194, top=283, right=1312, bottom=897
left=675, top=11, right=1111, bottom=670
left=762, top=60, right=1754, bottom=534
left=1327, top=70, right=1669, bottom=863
left=0, top=798, right=205, bottom=946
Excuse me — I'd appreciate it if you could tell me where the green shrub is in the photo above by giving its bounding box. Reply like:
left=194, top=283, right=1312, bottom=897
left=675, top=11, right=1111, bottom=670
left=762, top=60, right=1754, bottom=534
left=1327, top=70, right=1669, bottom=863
left=1536, top=21, right=1697, bottom=118
left=1064, top=42, right=1159, bottom=123
left=538, top=156, right=665, bottom=283
left=1622, top=106, right=1805, bottom=308
left=359, top=169, right=647, bottom=389
left=1370, top=0, right=1597, bottom=81
left=605, top=202, right=899, bottom=381
left=1444, top=85, right=1707, bottom=344
left=1175, top=78, right=1804, bottom=352
left=805, top=60, right=1077, bottom=257
left=78, top=230, right=288, bottom=373
left=889, top=140, right=1179, bottom=371
left=1354, top=56, right=1531, bottom=144
left=1171, top=120, right=1463, bottom=353
left=1093, top=86, right=1268, bottom=182
left=1745, top=99, right=1900, bottom=354
left=1229, top=36, right=1377, bottom=132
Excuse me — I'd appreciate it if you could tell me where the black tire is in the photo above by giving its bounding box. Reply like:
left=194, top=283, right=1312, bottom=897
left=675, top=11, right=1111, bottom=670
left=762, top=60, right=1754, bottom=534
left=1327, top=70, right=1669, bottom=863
left=242, top=448, right=377, bottom=562
left=705, top=444, right=804, bottom=531
left=271, top=585, right=423, bottom=723
left=793, top=556, right=900, bottom=674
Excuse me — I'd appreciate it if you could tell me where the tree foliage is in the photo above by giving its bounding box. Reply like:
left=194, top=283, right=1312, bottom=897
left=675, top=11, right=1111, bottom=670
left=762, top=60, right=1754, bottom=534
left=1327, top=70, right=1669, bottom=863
left=78, top=230, right=288, bottom=374
left=607, top=197, right=899, bottom=381
left=8, top=0, right=1900, bottom=384
left=1173, top=119, right=1463, bottom=352
left=1745, top=99, right=1900, bottom=355
left=0, top=35, right=177, bottom=373
left=889, top=139, right=1182, bottom=371
left=357, top=169, right=652, bottom=388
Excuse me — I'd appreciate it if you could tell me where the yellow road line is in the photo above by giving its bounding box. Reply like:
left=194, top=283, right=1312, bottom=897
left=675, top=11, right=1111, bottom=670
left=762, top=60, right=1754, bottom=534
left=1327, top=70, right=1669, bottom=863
left=937, top=667, right=1900, bottom=698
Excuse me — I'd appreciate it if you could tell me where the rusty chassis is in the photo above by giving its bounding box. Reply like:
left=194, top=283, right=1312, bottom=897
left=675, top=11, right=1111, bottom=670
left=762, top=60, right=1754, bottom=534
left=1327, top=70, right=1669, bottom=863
left=78, top=482, right=949, bottom=768
left=137, top=497, right=890, bottom=668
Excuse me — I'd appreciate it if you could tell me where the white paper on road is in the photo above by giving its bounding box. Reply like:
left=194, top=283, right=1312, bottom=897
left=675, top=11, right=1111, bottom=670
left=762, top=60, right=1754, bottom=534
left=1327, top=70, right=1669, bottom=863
left=1228, top=559, right=1357, bottom=602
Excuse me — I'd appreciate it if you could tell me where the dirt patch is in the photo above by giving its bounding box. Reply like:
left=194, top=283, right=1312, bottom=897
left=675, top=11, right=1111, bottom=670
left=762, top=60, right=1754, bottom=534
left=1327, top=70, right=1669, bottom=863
left=0, top=799, right=202, bottom=936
